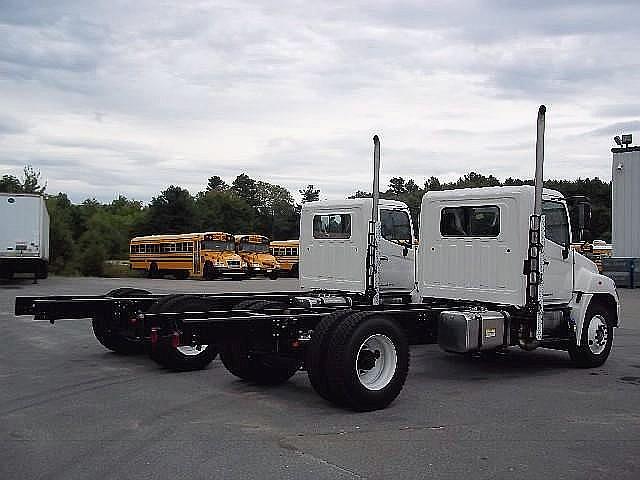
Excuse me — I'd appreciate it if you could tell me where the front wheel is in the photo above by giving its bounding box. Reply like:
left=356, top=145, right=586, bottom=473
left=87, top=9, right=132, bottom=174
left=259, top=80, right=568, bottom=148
left=268, top=270, right=279, bottom=280
left=569, top=303, right=614, bottom=368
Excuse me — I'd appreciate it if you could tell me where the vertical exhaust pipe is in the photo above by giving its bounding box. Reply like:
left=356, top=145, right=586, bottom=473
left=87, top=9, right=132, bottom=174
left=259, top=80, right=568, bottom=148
left=534, top=105, right=546, bottom=216
left=372, top=135, right=381, bottom=226
left=524, top=105, right=547, bottom=344
left=366, top=135, right=381, bottom=305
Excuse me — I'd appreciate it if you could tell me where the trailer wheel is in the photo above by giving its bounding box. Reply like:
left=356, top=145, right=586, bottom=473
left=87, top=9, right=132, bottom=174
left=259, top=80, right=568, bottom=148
left=325, top=313, right=409, bottom=411
left=91, top=288, right=152, bottom=354
left=569, top=303, right=614, bottom=368
left=148, top=295, right=219, bottom=371
left=306, top=309, right=354, bottom=401
left=220, top=300, right=300, bottom=384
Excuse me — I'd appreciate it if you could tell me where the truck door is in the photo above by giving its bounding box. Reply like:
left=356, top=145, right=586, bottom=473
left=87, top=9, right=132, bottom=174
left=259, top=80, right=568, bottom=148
left=379, top=208, right=415, bottom=293
left=542, top=200, right=573, bottom=304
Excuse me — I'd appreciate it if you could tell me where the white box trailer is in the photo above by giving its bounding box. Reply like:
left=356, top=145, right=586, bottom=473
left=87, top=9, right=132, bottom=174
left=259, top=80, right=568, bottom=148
left=611, top=145, right=640, bottom=257
left=1, top=193, right=50, bottom=279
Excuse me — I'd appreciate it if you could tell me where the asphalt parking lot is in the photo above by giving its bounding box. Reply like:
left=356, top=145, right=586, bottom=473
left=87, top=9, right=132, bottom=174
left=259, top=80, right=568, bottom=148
left=1, top=276, right=639, bottom=480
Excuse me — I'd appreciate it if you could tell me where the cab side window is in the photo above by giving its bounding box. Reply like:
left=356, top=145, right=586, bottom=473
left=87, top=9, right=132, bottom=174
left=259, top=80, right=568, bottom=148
left=313, top=214, right=351, bottom=239
left=381, top=210, right=412, bottom=244
left=542, top=200, right=570, bottom=246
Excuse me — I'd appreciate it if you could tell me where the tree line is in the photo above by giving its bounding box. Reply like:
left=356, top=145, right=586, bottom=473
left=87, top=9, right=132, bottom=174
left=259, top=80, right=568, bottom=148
left=1, top=167, right=610, bottom=276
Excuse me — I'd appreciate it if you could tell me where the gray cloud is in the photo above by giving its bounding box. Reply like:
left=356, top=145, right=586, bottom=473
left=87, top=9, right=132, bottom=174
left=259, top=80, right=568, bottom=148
left=0, top=1, right=638, bottom=203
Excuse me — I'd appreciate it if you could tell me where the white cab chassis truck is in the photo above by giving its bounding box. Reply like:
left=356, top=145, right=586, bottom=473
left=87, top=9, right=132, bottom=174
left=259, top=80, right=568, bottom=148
left=1, top=193, right=49, bottom=279
left=15, top=106, right=619, bottom=411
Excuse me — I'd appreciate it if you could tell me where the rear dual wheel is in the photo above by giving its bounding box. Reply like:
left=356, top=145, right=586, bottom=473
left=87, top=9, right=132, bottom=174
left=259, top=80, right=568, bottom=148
left=220, top=300, right=300, bottom=384
left=307, top=311, right=409, bottom=411
left=92, top=288, right=151, bottom=354
left=147, top=295, right=219, bottom=371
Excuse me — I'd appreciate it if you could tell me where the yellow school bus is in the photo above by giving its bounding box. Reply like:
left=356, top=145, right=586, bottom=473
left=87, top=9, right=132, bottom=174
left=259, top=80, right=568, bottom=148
left=129, top=232, right=244, bottom=280
left=269, top=240, right=299, bottom=277
left=234, top=234, right=280, bottom=279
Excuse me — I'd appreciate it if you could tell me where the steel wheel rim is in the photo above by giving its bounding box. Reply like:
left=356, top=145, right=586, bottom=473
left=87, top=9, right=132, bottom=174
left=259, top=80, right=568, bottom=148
left=587, top=315, right=608, bottom=355
left=176, top=345, right=208, bottom=356
left=356, top=334, right=397, bottom=391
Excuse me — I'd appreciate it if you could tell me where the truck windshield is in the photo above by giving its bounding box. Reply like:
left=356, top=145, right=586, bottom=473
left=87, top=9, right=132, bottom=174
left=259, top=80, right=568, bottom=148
left=239, top=242, right=269, bottom=253
left=202, top=240, right=235, bottom=251
left=542, top=200, right=570, bottom=246
left=381, top=210, right=412, bottom=244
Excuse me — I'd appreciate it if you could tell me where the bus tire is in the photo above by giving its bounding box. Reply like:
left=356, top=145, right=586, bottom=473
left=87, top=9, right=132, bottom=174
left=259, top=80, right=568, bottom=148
left=203, top=262, right=219, bottom=280
left=221, top=300, right=299, bottom=384
left=325, top=313, right=409, bottom=411
left=306, top=309, right=354, bottom=401
left=92, top=288, right=152, bottom=354
left=569, top=302, right=614, bottom=368
left=291, top=264, right=299, bottom=278
left=147, top=262, right=159, bottom=278
left=268, top=270, right=279, bottom=280
left=148, top=295, right=219, bottom=371
left=174, top=270, right=189, bottom=280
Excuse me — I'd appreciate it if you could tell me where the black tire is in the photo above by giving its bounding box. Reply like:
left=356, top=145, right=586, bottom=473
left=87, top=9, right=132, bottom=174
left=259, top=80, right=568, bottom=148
left=203, top=262, right=221, bottom=280
left=38, top=263, right=48, bottom=279
left=291, top=264, right=299, bottom=278
left=220, top=300, right=300, bottom=384
left=569, top=302, right=614, bottom=368
left=148, top=295, right=219, bottom=371
left=268, top=270, right=279, bottom=280
left=148, top=262, right=159, bottom=278
left=174, top=270, right=190, bottom=280
left=234, top=299, right=261, bottom=310
left=325, top=312, right=409, bottom=411
left=92, top=288, right=152, bottom=354
left=106, top=287, right=151, bottom=297
left=306, top=309, right=354, bottom=401
left=92, top=313, right=144, bottom=355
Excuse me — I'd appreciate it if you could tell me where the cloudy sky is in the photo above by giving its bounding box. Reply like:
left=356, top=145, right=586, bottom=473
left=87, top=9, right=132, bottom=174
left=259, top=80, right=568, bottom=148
left=1, top=0, right=639, bottom=203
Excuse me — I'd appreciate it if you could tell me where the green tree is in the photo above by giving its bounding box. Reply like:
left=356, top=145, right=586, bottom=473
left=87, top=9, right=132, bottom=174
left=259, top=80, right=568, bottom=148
left=206, top=175, right=228, bottom=193
left=299, top=184, right=320, bottom=203
left=140, top=186, right=197, bottom=234
left=231, top=173, right=259, bottom=207
left=196, top=190, right=255, bottom=233
left=46, top=193, right=76, bottom=274
left=21, top=165, right=47, bottom=194
left=0, top=174, right=22, bottom=193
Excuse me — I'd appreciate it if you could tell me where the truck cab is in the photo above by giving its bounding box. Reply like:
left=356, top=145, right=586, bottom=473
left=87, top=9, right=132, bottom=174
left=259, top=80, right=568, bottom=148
left=299, top=198, right=415, bottom=296
left=418, top=185, right=619, bottom=346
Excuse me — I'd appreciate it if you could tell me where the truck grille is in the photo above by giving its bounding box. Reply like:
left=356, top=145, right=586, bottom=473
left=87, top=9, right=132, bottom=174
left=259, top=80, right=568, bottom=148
left=227, top=260, right=240, bottom=268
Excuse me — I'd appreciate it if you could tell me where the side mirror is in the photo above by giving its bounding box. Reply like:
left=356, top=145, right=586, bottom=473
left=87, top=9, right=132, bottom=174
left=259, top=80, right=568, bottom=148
left=403, top=245, right=409, bottom=257
left=562, top=243, right=570, bottom=260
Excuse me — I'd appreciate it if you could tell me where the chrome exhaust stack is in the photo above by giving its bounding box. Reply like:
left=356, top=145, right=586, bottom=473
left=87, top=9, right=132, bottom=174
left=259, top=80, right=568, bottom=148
left=365, top=135, right=382, bottom=305
left=524, top=105, right=547, bottom=343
